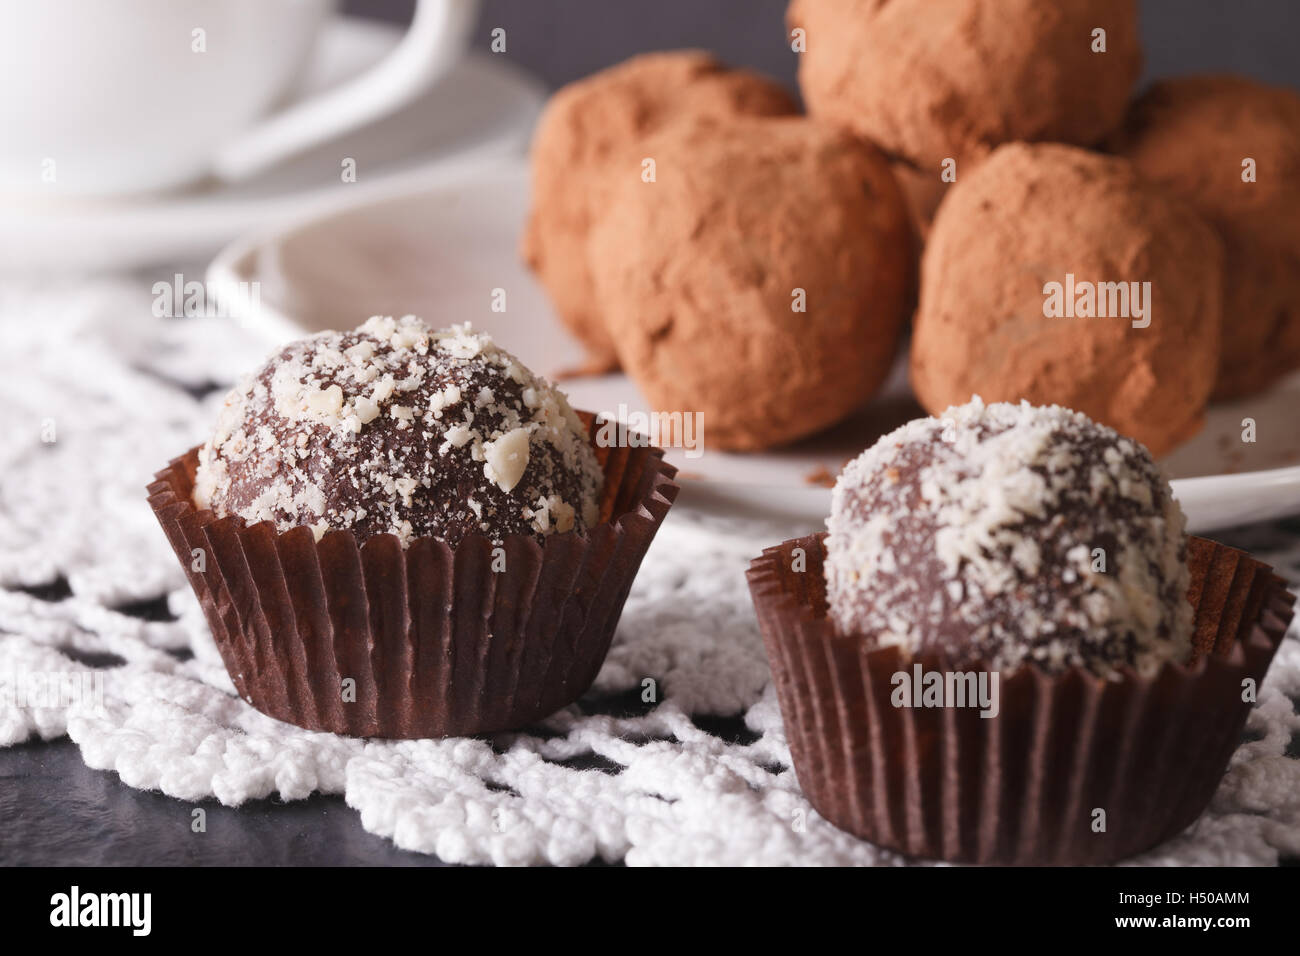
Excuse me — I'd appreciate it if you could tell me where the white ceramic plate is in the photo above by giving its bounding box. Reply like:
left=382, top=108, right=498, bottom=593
left=0, top=18, right=545, bottom=273
left=208, top=162, right=1300, bottom=533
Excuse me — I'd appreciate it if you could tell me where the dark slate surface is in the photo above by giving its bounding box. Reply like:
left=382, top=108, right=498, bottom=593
left=0, top=738, right=455, bottom=866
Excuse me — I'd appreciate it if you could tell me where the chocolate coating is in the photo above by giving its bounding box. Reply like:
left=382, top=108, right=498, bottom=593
left=521, top=50, right=797, bottom=371
left=824, top=399, right=1193, bottom=678
left=790, top=0, right=1141, bottom=170
left=1109, top=75, right=1300, bottom=399
left=195, top=316, right=602, bottom=548
left=911, top=143, right=1224, bottom=458
left=590, top=116, right=912, bottom=451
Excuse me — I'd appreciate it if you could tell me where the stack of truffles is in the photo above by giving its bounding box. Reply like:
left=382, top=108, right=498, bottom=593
left=522, top=0, right=1300, bottom=458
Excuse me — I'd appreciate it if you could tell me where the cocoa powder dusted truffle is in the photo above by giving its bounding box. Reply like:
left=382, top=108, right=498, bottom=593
left=1109, top=75, right=1300, bottom=399
left=194, top=315, right=602, bottom=548
left=824, top=399, right=1193, bottom=679
left=521, top=51, right=797, bottom=371
left=789, top=0, right=1142, bottom=172
left=590, top=116, right=912, bottom=451
left=911, top=142, right=1224, bottom=458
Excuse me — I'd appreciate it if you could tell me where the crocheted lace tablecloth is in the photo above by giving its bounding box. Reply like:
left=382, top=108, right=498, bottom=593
left=3, top=278, right=1299, bottom=866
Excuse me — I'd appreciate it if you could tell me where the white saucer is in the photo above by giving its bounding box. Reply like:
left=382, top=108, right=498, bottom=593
left=208, top=162, right=1300, bottom=533
left=0, top=18, right=545, bottom=273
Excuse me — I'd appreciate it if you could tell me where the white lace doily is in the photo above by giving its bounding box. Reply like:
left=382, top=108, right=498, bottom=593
left=3, top=278, right=1299, bottom=866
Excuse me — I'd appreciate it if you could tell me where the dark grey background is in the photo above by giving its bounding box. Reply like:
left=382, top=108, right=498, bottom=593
left=345, top=0, right=1300, bottom=92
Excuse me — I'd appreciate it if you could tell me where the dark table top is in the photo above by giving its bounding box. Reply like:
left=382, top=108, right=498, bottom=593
left=0, top=738, right=457, bottom=866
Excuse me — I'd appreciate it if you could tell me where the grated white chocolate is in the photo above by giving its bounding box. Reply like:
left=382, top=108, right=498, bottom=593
left=824, top=398, right=1193, bottom=679
left=194, top=315, right=603, bottom=547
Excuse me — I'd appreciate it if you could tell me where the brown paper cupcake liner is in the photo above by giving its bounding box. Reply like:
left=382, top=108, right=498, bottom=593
left=147, top=412, right=678, bottom=738
left=748, top=532, right=1295, bottom=865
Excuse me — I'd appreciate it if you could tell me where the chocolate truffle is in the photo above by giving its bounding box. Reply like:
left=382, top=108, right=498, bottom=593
left=910, top=142, right=1224, bottom=458
left=521, top=51, right=797, bottom=372
left=1109, top=75, right=1300, bottom=399
left=824, top=398, right=1193, bottom=678
left=194, top=315, right=603, bottom=548
left=789, top=0, right=1142, bottom=171
left=589, top=116, right=912, bottom=451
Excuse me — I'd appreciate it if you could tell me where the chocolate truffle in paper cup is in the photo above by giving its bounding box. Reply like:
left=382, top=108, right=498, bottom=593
left=748, top=398, right=1295, bottom=864
left=149, top=315, right=678, bottom=739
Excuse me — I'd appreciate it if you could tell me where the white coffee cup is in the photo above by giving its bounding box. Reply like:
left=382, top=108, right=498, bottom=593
left=0, top=0, right=479, bottom=197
